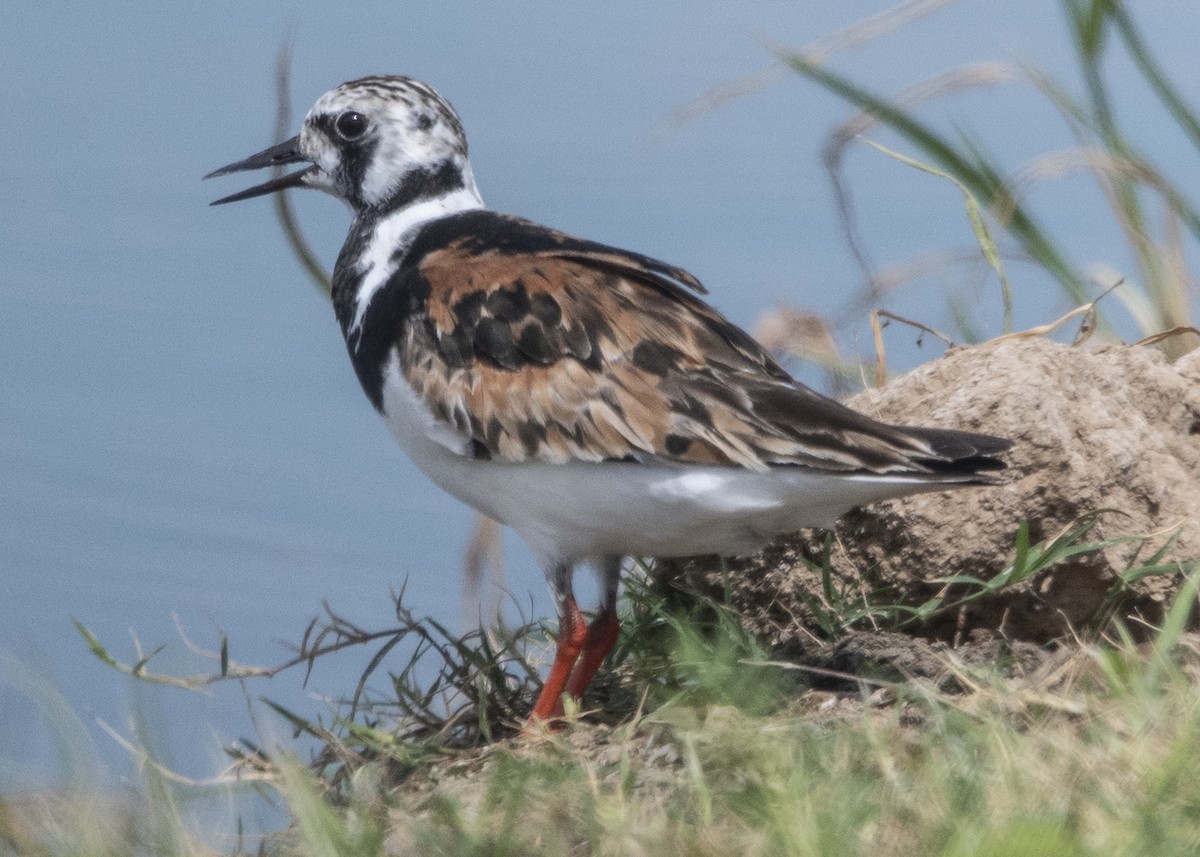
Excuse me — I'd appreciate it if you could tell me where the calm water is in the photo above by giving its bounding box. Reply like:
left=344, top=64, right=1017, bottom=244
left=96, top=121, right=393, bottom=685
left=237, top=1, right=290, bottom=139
left=2, top=0, right=1195, bottom=837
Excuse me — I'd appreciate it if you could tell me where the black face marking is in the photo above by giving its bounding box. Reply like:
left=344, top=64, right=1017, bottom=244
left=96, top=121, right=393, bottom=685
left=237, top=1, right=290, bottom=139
left=414, top=112, right=435, bottom=132
left=314, top=103, right=466, bottom=214
left=309, top=112, right=339, bottom=139
left=309, top=112, right=381, bottom=211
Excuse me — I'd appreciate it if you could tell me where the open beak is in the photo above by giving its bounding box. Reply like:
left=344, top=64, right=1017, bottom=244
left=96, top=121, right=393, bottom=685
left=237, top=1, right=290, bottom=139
left=203, top=135, right=315, bottom=205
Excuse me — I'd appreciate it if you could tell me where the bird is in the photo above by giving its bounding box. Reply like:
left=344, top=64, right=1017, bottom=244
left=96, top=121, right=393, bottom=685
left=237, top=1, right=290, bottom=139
left=205, top=75, right=1012, bottom=724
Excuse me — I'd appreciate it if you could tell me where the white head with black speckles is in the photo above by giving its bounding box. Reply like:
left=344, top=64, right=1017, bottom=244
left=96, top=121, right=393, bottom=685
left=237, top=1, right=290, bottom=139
left=296, top=75, right=482, bottom=215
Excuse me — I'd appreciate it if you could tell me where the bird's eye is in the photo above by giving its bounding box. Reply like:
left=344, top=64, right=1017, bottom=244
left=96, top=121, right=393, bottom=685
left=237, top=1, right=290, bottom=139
left=334, top=111, right=368, bottom=141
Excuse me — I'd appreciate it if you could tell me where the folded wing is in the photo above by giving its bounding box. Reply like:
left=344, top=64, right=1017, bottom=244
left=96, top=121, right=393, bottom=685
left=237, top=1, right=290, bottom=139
left=391, top=211, right=1010, bottom=479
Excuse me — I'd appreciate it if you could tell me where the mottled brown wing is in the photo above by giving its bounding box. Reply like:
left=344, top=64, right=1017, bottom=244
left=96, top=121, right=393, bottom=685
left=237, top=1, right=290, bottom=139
left=400, top=231, right=1005, bottom=474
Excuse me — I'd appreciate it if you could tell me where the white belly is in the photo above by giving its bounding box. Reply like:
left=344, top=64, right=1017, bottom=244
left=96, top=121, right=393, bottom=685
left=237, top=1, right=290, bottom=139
left=377, top=353, right=943, bottom=565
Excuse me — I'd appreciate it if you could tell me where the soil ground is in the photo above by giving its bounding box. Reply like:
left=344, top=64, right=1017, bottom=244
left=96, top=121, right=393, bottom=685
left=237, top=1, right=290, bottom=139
left=659, top=338, right=1200, bottom=647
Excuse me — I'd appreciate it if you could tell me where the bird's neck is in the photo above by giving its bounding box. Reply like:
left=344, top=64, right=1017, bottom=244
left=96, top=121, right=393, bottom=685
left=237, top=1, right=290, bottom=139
left=331, top=181, right=485, bottom=344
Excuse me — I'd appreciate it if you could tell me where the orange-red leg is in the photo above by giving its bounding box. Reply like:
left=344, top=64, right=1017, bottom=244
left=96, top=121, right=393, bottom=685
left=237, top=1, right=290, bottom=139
left=528, top=596, right=587, bottom=723
left=527, top=556, right=623, bottom=727
left=564, top=608, right=620, bottom=701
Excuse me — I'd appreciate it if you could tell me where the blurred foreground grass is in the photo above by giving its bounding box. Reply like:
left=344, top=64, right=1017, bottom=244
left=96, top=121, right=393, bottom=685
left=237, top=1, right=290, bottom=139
left=4, top=577, right=1200, bottom=855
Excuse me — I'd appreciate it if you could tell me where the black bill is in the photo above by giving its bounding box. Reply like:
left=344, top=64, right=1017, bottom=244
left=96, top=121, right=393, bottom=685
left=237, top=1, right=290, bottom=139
left=204, top=135, right=314, bottom=206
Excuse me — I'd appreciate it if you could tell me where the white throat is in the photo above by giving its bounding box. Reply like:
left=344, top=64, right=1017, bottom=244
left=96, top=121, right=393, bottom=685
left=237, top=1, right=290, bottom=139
left=348, top=182, right=485, bottom=343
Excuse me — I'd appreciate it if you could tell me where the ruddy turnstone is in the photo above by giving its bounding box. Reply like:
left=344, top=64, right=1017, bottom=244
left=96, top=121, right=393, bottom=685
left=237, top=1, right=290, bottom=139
left=206, top=75, right=1011, bottom=723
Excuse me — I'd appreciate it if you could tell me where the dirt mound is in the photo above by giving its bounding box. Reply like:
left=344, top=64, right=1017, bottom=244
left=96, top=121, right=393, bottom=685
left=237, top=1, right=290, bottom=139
left=662, top=338, right=1200, bottom=646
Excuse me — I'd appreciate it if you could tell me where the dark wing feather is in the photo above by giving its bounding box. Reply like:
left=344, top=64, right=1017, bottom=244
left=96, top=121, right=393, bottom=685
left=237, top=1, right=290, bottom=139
left=396, top=212, right=1010, bottom=476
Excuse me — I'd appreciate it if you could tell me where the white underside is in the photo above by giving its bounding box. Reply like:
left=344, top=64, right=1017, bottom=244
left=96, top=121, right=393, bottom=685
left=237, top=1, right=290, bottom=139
left=378, top=352, right=958, bottom=566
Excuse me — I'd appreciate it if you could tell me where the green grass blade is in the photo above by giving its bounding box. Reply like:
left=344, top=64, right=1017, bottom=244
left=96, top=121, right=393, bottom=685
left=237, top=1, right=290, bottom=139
left=860, top=138, right=1013, bottom=331
left=1107, top=2, right=1200, bottom=152
left=783, top=51, right=1088, bottom=304
left=1151, top=564, right=1200, bottom=670
left=71, top=618, right=120, bottom=670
